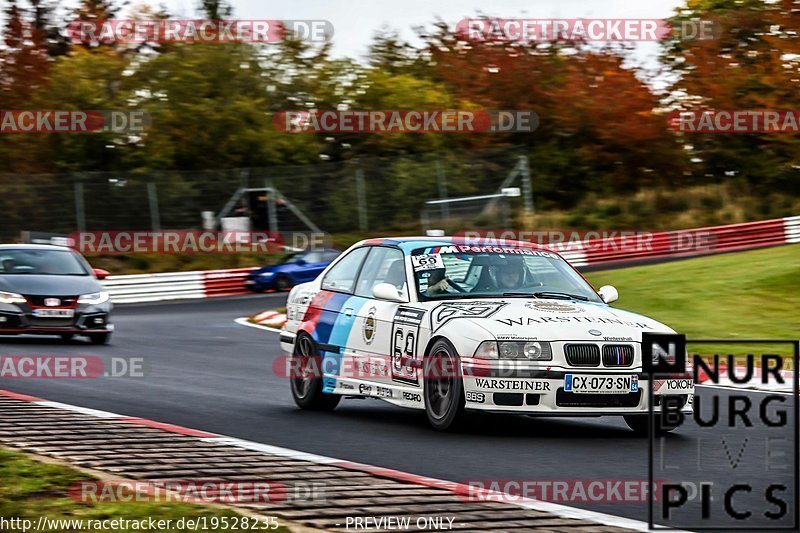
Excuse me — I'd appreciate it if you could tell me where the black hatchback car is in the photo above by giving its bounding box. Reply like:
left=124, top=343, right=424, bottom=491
left=0, top=245, right=113, bottom=344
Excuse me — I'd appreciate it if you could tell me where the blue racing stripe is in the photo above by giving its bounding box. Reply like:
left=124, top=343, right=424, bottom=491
left=321, top=295, right=368, bottom=392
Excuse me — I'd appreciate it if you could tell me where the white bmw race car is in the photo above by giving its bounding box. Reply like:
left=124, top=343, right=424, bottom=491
left=279, top=237, right=694, bottom=432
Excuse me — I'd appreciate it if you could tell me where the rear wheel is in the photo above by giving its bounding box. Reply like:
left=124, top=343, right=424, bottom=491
left=423, top=339, right=466, bottom=431
left=624, top=414, right=679, bottom=436
left=290, top=334, right=340, bottom=411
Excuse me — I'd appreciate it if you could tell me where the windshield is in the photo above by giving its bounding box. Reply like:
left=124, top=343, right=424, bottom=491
left=0, top=249, right=89, bottom=276
left=412, top=246, right=602, bottom=303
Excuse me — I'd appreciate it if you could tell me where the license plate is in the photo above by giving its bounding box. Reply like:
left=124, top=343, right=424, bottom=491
left=32, top=309, right=75, bottom=318
left=564, top=374, right=638, bottom=394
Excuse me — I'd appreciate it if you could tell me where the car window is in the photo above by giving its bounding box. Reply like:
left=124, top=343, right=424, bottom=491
left=284, top=253, right=304, bottom=264
left=303, top=252, right=323, bottom=263
left=0, top=249, right=89, bottom=276
left=354, top=247, right=406, bottom=299
left=412, top=247, right=602, bottom=302
left=321, top=247, right=369, bottom=293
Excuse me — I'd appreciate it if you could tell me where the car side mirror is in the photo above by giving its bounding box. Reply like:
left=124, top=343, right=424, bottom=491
left=598, top=285, right=618, bottom=304
left=93, top=268, right=110, bottom=280
left=373, top=283, right=406, bottom=303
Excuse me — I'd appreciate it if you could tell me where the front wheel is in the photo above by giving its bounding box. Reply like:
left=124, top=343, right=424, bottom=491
left=275, top=275, right=293, bottom=291
left=290, top=334, right=340, bottom=411
left=624, top=414, right=679, bottom=436
left=423, top=339, right=466, bottom=431
left=88, top=332, right=111, bottom=345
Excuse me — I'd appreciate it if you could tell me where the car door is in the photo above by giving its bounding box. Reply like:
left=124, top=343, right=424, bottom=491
left=316, top=246, right=371, bottom=393
left=349, top=246, right=409, bottom=393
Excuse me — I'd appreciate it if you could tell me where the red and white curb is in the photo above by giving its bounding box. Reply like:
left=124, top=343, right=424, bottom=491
left=0, top=388, right=685, bottom=533
left=236, top=316, right=284, bottom=334
left=250, top=310, right=288, bottom=329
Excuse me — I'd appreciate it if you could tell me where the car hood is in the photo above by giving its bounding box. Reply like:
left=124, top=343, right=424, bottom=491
left=0, top=275, right=102, bottom=296
left=425, top=298, right=673, bottom=342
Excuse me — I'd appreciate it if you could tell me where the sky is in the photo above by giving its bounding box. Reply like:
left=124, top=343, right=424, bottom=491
left=159, top=0, right=686, bottom=62
left=2, top=0, right=687, bottom=65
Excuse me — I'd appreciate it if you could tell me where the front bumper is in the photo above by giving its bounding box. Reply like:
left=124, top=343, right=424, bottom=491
left=0, top=302, right=114, bottom=336
left=245, top=276, right=275, bottom=291
left=461, top=363, right=694, bottom=415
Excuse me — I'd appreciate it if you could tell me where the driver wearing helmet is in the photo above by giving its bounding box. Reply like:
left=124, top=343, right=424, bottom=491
left=425, top=268, right=451, bottom=296
left=493, top=261, right=523, bottom=290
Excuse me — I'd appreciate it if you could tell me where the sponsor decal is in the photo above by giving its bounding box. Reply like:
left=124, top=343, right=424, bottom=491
left=431, top=301, right=507, bottom=331
left=434, top=245, right=557, bottom=258
left=391, top=307, right=426, bottom=385
left=362, top=307, right=377, bottom=344
left=496, top=316, right=652, bottom=329
left=603, top=336, right=633, bottom=341
left=474, top=378, right=551, bottom=391
left=358, top=384, right=372, bottom=395
left=338, top=382, right=355, bottom=390
left=525, top=301, right=582, bottom=313
left=465, top=391, right=486, bottom=403
left=376, top=386, right=392, bottom=398
left=355, top=360, right=388, bottom=378
left=411, top=253, right=445, bottom=271
left=402, top=391, right=422, bottom=402
left=496, top=333, right=538, bottom=341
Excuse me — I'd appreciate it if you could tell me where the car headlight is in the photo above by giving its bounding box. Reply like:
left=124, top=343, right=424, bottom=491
left=474, top=341, right=499, bottom=359
left=0, top=291, right=26, bottom=304
left=77, top=291, right=110, bottom=305
left=473, top=341, right=552, bottom=361
left=258, top=272, right=276, bottom=278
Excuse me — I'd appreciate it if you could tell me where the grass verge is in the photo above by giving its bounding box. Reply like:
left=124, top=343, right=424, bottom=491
left=585, top=244, right=800, bottom=363
left=0, top=447, right=290, bottom=532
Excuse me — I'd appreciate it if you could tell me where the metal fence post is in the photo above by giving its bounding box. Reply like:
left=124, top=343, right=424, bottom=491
left=519, top=155, right=534, bottom=215
left=74, top=182, right=86, bottom=231
left=436, top=160, right=449, bottom=220
left=356, top=168, right=368, bottom=232
left=147, top=183, right=161, bottom=231
left=265, top=179, right=278, bottom=233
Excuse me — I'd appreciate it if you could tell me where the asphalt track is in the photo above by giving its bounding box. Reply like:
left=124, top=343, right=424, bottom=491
left=0, top=295, right=796, bottom=530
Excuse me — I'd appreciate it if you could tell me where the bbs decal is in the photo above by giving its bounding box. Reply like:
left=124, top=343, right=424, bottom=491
left=465, top=391, right=485, bottom=403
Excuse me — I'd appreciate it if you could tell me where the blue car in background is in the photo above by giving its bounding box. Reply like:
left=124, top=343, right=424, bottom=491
left=245, top=249, right=341, bottom=292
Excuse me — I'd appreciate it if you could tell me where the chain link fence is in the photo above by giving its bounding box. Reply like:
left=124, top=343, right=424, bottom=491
left=0, top=147, right=529, bottom=241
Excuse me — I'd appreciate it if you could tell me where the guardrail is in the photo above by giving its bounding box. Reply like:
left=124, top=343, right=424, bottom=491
left=102, top=215, right=798, bottom=304
left=103, top=268, right=255, bottom=304
left=552, top=215, right=800, bottom=268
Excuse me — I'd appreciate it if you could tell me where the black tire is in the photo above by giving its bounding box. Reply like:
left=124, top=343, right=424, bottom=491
left=60, top=333, right=75, bottom=341
left=423, top=339, right=466, bottom=431
left=290, top=334, right=340, bottom=411
left=624, top=414, right=679, bottom=436
left=88, top=332, right=111, bottom=345
left=275, top=275, right=293, bottom=291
